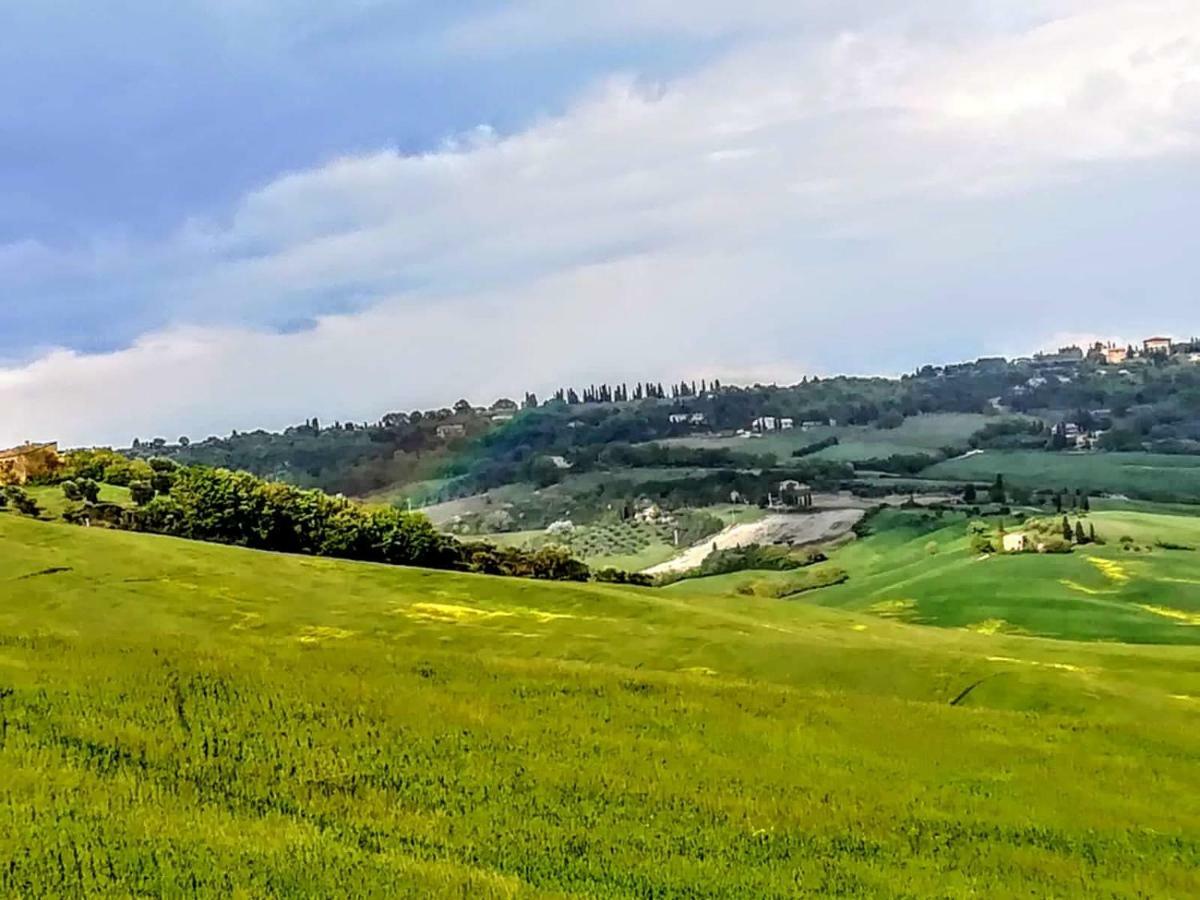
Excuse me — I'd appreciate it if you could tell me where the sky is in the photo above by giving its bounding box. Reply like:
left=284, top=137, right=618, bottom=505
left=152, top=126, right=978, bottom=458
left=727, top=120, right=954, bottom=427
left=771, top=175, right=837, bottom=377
left=2, top=0, right=1199, bottom=447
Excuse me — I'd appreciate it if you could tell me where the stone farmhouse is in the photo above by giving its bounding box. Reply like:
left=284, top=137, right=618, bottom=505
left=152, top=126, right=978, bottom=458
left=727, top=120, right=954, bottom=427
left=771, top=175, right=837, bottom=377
left=0, top=442, right=62, bottom=485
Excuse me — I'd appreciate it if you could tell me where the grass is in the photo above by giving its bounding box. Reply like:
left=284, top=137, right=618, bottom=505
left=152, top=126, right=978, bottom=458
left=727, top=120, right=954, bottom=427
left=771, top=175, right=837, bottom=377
left=662, top=413, right=996, bottom=461
left=2, top=511, right=1200, bottom=895
left=923, top=449, right=1200, bottom=502
left=24, top=483, right=131, bottom=520
left=793, top=508, right=1200, bottom=644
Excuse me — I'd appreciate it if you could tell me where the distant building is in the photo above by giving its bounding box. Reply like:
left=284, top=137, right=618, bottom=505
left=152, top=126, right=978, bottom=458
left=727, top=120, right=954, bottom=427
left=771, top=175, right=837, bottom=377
left=0, top=442, right=61, bottom=485
left=1104, top=345, right=1129, bottom=365
left=1144, top=337, right=1172, bottom=355
left=751, top=416, right=777, bottom=432
left=688, top=413, right=707, bottom=425
left=668, top=413, right=689, bottom=424
left=1033, top=346, right=1084, bottom=367
left=435, top=423, right=467, bottom=439
left=779, top=418, right=795, bottom=430
left=1002, top=533, right=1028, bottom=554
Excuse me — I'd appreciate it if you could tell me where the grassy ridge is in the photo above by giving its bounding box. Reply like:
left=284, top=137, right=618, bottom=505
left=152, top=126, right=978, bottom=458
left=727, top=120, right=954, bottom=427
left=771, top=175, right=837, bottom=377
left=1, top=514, right=1199, bottom=895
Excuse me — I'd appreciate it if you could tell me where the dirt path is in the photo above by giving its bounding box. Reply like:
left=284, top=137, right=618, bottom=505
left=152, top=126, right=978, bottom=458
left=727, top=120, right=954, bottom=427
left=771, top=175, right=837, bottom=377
left=644, top=509, right=866, bottom=576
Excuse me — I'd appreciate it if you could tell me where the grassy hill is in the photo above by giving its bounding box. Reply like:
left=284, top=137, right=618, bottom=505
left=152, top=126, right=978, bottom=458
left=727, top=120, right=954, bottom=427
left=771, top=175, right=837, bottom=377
left=2, top=512, right=1199, bottom=895
left=785, top=508, right=1200, bottom=644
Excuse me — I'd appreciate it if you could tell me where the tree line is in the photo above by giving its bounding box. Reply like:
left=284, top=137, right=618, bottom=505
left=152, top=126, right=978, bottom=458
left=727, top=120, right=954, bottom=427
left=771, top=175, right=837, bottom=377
left=51, top=453, right=596, bottom=583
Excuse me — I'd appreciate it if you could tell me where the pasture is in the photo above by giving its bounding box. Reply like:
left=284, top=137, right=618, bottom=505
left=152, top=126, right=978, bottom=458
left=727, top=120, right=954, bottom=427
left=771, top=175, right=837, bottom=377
left=922, top=449, right=1200, bottom=502
left=1, top=512, right=1199, bottom=895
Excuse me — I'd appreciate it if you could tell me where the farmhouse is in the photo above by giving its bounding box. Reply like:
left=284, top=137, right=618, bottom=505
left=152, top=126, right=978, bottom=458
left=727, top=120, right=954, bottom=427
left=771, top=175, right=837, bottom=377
left=668, top=413, right=689, bottom=424
left=1144, top=337, right=1172, bottom=355
left=751, top=416, right=777, bottom=432
left=1002, top=532, right=1028, bottom=554
left=0, top=442, right=62, bottom=485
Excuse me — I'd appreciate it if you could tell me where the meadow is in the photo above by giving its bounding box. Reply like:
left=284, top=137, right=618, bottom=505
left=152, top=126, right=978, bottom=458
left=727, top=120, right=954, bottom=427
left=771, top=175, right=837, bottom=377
left=662, top=413, right=994, bottom=461
left=922, top=449, right=1200, bottom=502
left=1, top=511, right=1199, bottom=896
left=793, top=508, right=1200, bottom=644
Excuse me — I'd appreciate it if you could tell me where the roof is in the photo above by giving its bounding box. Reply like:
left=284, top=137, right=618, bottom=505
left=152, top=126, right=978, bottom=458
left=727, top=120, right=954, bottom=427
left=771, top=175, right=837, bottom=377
left=1145, top=337, right=1172, bottom=343
left=0, top=442, right=57, bottom=460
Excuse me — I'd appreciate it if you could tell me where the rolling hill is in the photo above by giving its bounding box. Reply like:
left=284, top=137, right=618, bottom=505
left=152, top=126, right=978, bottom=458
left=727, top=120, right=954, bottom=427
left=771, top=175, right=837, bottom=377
left=2, top=511, right=1199, bottom=896
left=790, top=508, right=1200, bottom=644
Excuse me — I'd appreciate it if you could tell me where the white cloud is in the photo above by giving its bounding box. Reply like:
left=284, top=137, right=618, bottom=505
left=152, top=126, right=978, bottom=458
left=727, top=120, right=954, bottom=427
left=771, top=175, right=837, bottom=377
left=4, top=1, right=1200, bottom=446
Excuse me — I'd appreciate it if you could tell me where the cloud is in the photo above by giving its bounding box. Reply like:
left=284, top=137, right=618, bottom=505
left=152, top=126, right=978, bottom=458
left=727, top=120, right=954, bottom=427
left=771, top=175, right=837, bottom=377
left=3, top=1, right=1200, bottom=446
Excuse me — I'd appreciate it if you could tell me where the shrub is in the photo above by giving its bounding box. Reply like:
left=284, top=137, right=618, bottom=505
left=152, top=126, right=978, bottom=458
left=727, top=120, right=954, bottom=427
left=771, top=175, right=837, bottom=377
left=2, top=487, right=41, bottom=518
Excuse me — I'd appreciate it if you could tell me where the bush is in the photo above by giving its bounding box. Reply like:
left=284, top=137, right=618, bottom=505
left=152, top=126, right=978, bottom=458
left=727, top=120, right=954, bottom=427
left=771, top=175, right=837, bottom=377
left=129, top=481, right=156, bottom=506
left=2, top=487, right=41, bottom=518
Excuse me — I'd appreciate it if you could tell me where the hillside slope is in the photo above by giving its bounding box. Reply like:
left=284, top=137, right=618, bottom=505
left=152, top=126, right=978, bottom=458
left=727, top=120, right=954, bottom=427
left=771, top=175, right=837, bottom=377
left=802, top=509, right=1200, bottom=644
left=2, top=514, right=1199, bottom=896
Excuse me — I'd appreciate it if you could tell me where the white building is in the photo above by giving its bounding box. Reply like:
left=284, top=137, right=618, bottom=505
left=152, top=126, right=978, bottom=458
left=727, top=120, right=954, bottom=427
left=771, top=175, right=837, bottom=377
left=751, top=416, right=777, bottom=432
left=1002, top=533, right=1028, bottom=553
left=779, top=418, right=795, bottom=430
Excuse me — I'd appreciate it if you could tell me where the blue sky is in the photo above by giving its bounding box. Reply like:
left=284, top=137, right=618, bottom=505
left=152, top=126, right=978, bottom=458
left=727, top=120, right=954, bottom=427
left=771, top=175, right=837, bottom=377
left=3, top=0, right=1199, bottom=446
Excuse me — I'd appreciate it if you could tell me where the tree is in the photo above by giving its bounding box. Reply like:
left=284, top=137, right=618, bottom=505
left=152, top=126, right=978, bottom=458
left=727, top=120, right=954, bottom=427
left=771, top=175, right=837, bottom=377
left=989, top=474, right=1006, bottom=505
left=3, top=487, right=40, bottom=518
left=1075, top=521, right=1087, bottom=544
left=1062, top=516, right=1073, bottom=542
left=1081, top=494, right=1090, bottom=512
left=129, top=481, right=156, bottom=506
left=963, top=483, right=977, bottom=504
left=1089, top=523, right=1098, bottom=544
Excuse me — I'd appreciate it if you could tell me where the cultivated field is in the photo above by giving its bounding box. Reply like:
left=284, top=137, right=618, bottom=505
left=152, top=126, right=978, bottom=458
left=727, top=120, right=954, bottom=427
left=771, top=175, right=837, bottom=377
left=2, top=512, right=1199, bottom=895
left=922, top=449, right=1200, bottom=502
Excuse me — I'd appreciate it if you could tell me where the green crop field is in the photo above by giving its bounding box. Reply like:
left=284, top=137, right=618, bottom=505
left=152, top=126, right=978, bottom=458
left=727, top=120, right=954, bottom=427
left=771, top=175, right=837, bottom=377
left=662, top=413, right=996, bottom=461
left=786, top=508, right=1200, bottom=644
left=922, top=449, right=1200, bottom=502
left=2, top=511, right=1199, bottom=896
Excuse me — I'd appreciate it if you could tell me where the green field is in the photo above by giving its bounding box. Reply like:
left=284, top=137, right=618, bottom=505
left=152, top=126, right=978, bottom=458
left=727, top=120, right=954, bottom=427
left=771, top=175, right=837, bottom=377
left=2, top=511, right=1200, bottom=895
left=923, top=449, right=1200, bottom=502
left=791, top=508, right=1200, bottom=644
left=662, top=413, right=996, bottom=462
left=24, top=483, right=132, bottom=519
